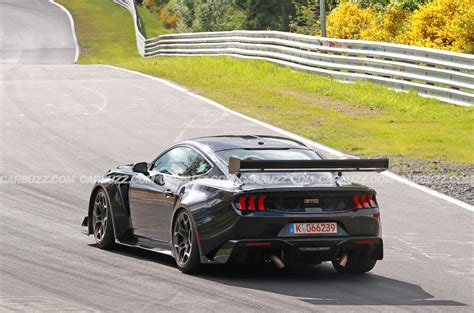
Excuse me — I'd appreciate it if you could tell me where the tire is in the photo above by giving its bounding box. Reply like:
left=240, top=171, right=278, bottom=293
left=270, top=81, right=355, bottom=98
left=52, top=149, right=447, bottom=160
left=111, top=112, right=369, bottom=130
left=92, top=189, right=115, bottom=249
left=332, top=249, right=377, bottom=274
left=172, top=210, right=201, bottom=274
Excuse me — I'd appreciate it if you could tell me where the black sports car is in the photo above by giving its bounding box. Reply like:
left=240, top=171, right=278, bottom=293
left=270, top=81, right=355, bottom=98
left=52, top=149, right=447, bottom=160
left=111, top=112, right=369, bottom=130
left=82, top=135, right=388, bottom=273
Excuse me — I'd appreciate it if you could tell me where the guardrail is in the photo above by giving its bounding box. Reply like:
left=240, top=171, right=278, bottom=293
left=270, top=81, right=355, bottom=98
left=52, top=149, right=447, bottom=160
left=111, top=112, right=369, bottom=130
left=113, top=0, right=145, bottom=55
left=114, top=0, right=473, bottom=106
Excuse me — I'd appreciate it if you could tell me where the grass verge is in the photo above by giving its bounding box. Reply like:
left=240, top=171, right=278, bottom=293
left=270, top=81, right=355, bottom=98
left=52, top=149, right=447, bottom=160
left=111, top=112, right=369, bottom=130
left=136, top=6, right=167, bottom=38
left=58, top=0, right=473, bottom=164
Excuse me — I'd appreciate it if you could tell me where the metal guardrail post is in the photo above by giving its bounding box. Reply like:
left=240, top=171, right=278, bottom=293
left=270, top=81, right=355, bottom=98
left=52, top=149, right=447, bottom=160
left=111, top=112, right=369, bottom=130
left=320, top=0, right=326, bottom=38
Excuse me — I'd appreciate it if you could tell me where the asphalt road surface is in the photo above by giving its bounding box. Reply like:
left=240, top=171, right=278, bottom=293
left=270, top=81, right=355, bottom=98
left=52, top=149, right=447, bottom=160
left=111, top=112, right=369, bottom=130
left=0, top=0, right=76, bottom=64
left=0, top=1, right=472, bottom=312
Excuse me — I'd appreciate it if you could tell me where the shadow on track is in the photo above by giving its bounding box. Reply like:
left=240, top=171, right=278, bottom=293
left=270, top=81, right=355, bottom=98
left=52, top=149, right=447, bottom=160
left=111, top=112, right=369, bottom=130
left=102, top=245, right=465, bottom=307
left=199, top=264, right=466, bottom=306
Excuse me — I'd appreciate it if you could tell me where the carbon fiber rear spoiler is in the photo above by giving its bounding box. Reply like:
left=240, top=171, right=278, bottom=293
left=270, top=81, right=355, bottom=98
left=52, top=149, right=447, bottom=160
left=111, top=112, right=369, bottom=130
left=228, top=157, right=389, bottom=174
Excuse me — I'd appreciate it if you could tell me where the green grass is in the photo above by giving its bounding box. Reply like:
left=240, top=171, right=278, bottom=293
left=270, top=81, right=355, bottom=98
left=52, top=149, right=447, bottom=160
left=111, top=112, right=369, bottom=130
left=59, top=0, right=474, bottom=163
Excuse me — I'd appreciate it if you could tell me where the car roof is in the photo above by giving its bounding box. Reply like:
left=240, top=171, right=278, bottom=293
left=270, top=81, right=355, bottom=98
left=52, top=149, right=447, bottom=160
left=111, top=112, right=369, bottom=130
left=188, top=135, right=310, bottom=152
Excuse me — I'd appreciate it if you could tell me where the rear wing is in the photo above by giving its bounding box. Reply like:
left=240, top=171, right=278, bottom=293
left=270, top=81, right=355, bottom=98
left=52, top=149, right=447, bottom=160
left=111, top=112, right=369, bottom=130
left=228, top=157, right=389, bottom=174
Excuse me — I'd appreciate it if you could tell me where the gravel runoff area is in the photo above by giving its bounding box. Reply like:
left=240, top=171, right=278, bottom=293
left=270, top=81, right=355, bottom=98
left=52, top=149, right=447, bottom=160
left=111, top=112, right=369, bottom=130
left=390, top=158, right=473, bottom=205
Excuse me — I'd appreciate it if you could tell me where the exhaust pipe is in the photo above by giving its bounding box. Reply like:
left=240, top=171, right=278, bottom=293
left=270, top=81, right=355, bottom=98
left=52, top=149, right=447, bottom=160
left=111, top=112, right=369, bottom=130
left=270, top=254, right=285, bottom=269
left=338, top=253, right=348, bottom=267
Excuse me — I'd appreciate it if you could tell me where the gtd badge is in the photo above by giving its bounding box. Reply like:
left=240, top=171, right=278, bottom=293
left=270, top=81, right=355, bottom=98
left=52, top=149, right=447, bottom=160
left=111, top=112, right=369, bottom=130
left=304, top=198, right=320, bottom=204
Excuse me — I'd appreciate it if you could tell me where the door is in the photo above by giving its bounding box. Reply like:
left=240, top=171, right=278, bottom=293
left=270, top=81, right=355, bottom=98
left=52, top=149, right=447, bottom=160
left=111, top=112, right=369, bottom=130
left=128, top=172, right=176, bottom=241
left=129, top=146, right=213, bottom=242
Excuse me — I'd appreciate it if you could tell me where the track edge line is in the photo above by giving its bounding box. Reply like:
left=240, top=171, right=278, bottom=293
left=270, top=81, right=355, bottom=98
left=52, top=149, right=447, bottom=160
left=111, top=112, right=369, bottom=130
left=49, top=0, right=80, bottom=63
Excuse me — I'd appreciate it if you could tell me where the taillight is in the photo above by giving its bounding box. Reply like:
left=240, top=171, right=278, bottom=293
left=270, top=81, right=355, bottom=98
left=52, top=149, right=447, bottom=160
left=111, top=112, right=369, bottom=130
left=353, top=194, right=362, bottom=209
left=353, top=193, right=377, bottom=209
left=257, top=195, right=266, bottom=211
left=237, top=195, right=267, bottom=212
left=367, top=194, right=377, bottom=208
left=361, top=194, right=370, bottom=209
left=239, top=195, right=247, bottom=211
left=248, top=195, right=257, bottom=211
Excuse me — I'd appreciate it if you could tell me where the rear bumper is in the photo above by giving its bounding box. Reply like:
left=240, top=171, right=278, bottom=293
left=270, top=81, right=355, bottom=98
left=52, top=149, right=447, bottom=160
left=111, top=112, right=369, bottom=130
left=208, top=236, right=383, bottom=265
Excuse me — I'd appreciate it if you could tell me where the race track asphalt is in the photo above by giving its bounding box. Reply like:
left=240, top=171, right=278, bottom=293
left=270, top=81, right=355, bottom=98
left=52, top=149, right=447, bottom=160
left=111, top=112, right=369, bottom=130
left=0, top=1, right=472, bottom=312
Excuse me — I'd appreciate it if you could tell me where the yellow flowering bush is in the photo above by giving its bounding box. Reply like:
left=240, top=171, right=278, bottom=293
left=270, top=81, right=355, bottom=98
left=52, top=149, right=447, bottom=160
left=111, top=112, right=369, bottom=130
left=401, top=0, right=474, bottom=53
left=327, top=3, right=377, bottom=40
left=326, top=0, right=474, bottom=53
left=362, top=8, right=410, bottom=42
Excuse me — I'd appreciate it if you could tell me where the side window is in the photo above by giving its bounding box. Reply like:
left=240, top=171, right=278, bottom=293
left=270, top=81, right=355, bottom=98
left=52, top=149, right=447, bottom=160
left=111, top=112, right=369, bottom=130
left=152, top=147, right=212, bottom=177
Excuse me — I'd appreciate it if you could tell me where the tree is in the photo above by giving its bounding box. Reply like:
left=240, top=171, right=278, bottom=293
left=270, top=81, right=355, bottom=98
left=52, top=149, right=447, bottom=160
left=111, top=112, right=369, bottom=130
left=175, top=0, right=336, bottom=32
left=176, top=0, right=246, bottom=32
left=290, top=0, right=320, bottom=35
left=232, top=0, right=298, bottom=31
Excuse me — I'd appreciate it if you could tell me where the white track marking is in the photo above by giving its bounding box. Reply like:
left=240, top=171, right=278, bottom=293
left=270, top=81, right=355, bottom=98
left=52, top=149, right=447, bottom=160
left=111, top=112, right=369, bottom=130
left=82, top=87, right=108, bottom=115
left=49, top=0, right=80, bottom=63
left=100, top=64, right=474, bottom=212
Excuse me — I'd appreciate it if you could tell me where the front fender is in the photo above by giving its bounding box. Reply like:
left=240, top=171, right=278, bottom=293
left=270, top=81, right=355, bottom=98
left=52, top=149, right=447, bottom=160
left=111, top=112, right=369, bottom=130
left=87, top=176, right=132, bottom=241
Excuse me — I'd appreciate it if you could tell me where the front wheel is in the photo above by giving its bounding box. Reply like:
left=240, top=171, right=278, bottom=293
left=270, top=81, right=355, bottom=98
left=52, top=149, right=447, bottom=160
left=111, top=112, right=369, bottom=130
left=92, top=189, right=115, bottom=249
left=332, top=249, right=377, bottom=274
left=172, top=210, right=201, bottom=273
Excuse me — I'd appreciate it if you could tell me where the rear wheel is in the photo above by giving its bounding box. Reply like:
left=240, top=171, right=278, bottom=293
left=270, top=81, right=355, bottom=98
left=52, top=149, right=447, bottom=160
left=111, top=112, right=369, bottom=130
left=172, top=210, right=201, bottom=273
left=92, top=189, right=115, bottom=249
left=332, top=249, right=377, bottom=274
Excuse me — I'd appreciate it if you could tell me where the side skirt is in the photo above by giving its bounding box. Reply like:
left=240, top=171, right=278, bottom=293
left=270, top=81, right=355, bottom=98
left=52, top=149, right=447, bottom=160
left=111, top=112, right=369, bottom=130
left=116, top=236, right=174, bottom=257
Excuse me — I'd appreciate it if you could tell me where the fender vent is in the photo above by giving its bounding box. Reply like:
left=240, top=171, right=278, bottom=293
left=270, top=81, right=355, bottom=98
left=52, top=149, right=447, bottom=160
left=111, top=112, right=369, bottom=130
left=106, top=173, right=131, bottom=183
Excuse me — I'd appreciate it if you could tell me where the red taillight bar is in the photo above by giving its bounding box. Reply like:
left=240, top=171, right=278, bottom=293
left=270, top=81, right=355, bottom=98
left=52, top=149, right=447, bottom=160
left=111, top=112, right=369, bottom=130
left=248, top=195, right=257, bottom=211
left=239, top=195, right=247, bottom=211
left=354, top=193, right=377, bottom=209
left=368, top=194, right=377, bottom=208
left=353, top=194, right=362, bottom=209
left=361, top=194, right=370, bottom=209
left=237, top=195, right=267, bottom=212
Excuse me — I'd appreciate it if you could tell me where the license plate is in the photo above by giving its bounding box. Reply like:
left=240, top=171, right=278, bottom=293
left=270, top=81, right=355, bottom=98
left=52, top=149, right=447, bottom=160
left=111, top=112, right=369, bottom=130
left=289, top=222, right=337, bottom=234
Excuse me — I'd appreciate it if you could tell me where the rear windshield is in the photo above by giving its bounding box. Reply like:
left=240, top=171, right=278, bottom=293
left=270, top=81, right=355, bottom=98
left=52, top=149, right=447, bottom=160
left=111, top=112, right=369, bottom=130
left=216, top=148, right=320, bottom=163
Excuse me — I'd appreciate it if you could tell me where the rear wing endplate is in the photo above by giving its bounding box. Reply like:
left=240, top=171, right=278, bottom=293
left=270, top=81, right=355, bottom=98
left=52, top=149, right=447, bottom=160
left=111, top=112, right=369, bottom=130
left=228, top=157, right=389, bottom=174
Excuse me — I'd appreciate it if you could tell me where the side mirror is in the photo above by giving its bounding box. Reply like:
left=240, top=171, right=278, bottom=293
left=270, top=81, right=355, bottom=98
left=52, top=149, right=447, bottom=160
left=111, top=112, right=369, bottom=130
left=132, top=162, right=149, bottom=175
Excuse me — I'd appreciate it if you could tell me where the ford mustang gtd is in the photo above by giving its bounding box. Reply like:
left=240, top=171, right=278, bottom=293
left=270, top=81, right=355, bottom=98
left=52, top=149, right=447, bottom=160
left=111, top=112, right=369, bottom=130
left=82, top=135, right=388, bottom=274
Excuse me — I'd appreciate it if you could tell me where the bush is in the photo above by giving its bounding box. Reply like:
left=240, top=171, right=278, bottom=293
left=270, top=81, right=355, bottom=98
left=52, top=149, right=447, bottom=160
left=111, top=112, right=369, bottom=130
left=327, top=3, right=377, bottom=39
left=361, top=7, right=410, bottom=42
left=176, top=0, right=246, bottom=32
left=357, top=0, right=390, bottom=10
left=327, top=0, right=473, bottom=53
left=391, top=0, right=429, bottom=11
left=143, top=0, right=158, bottom=9
left=290, top=0, right=320, bottom=35
left=401, top=0, right=474, bottom=53
left=159, top=2, right=178, bottom=29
